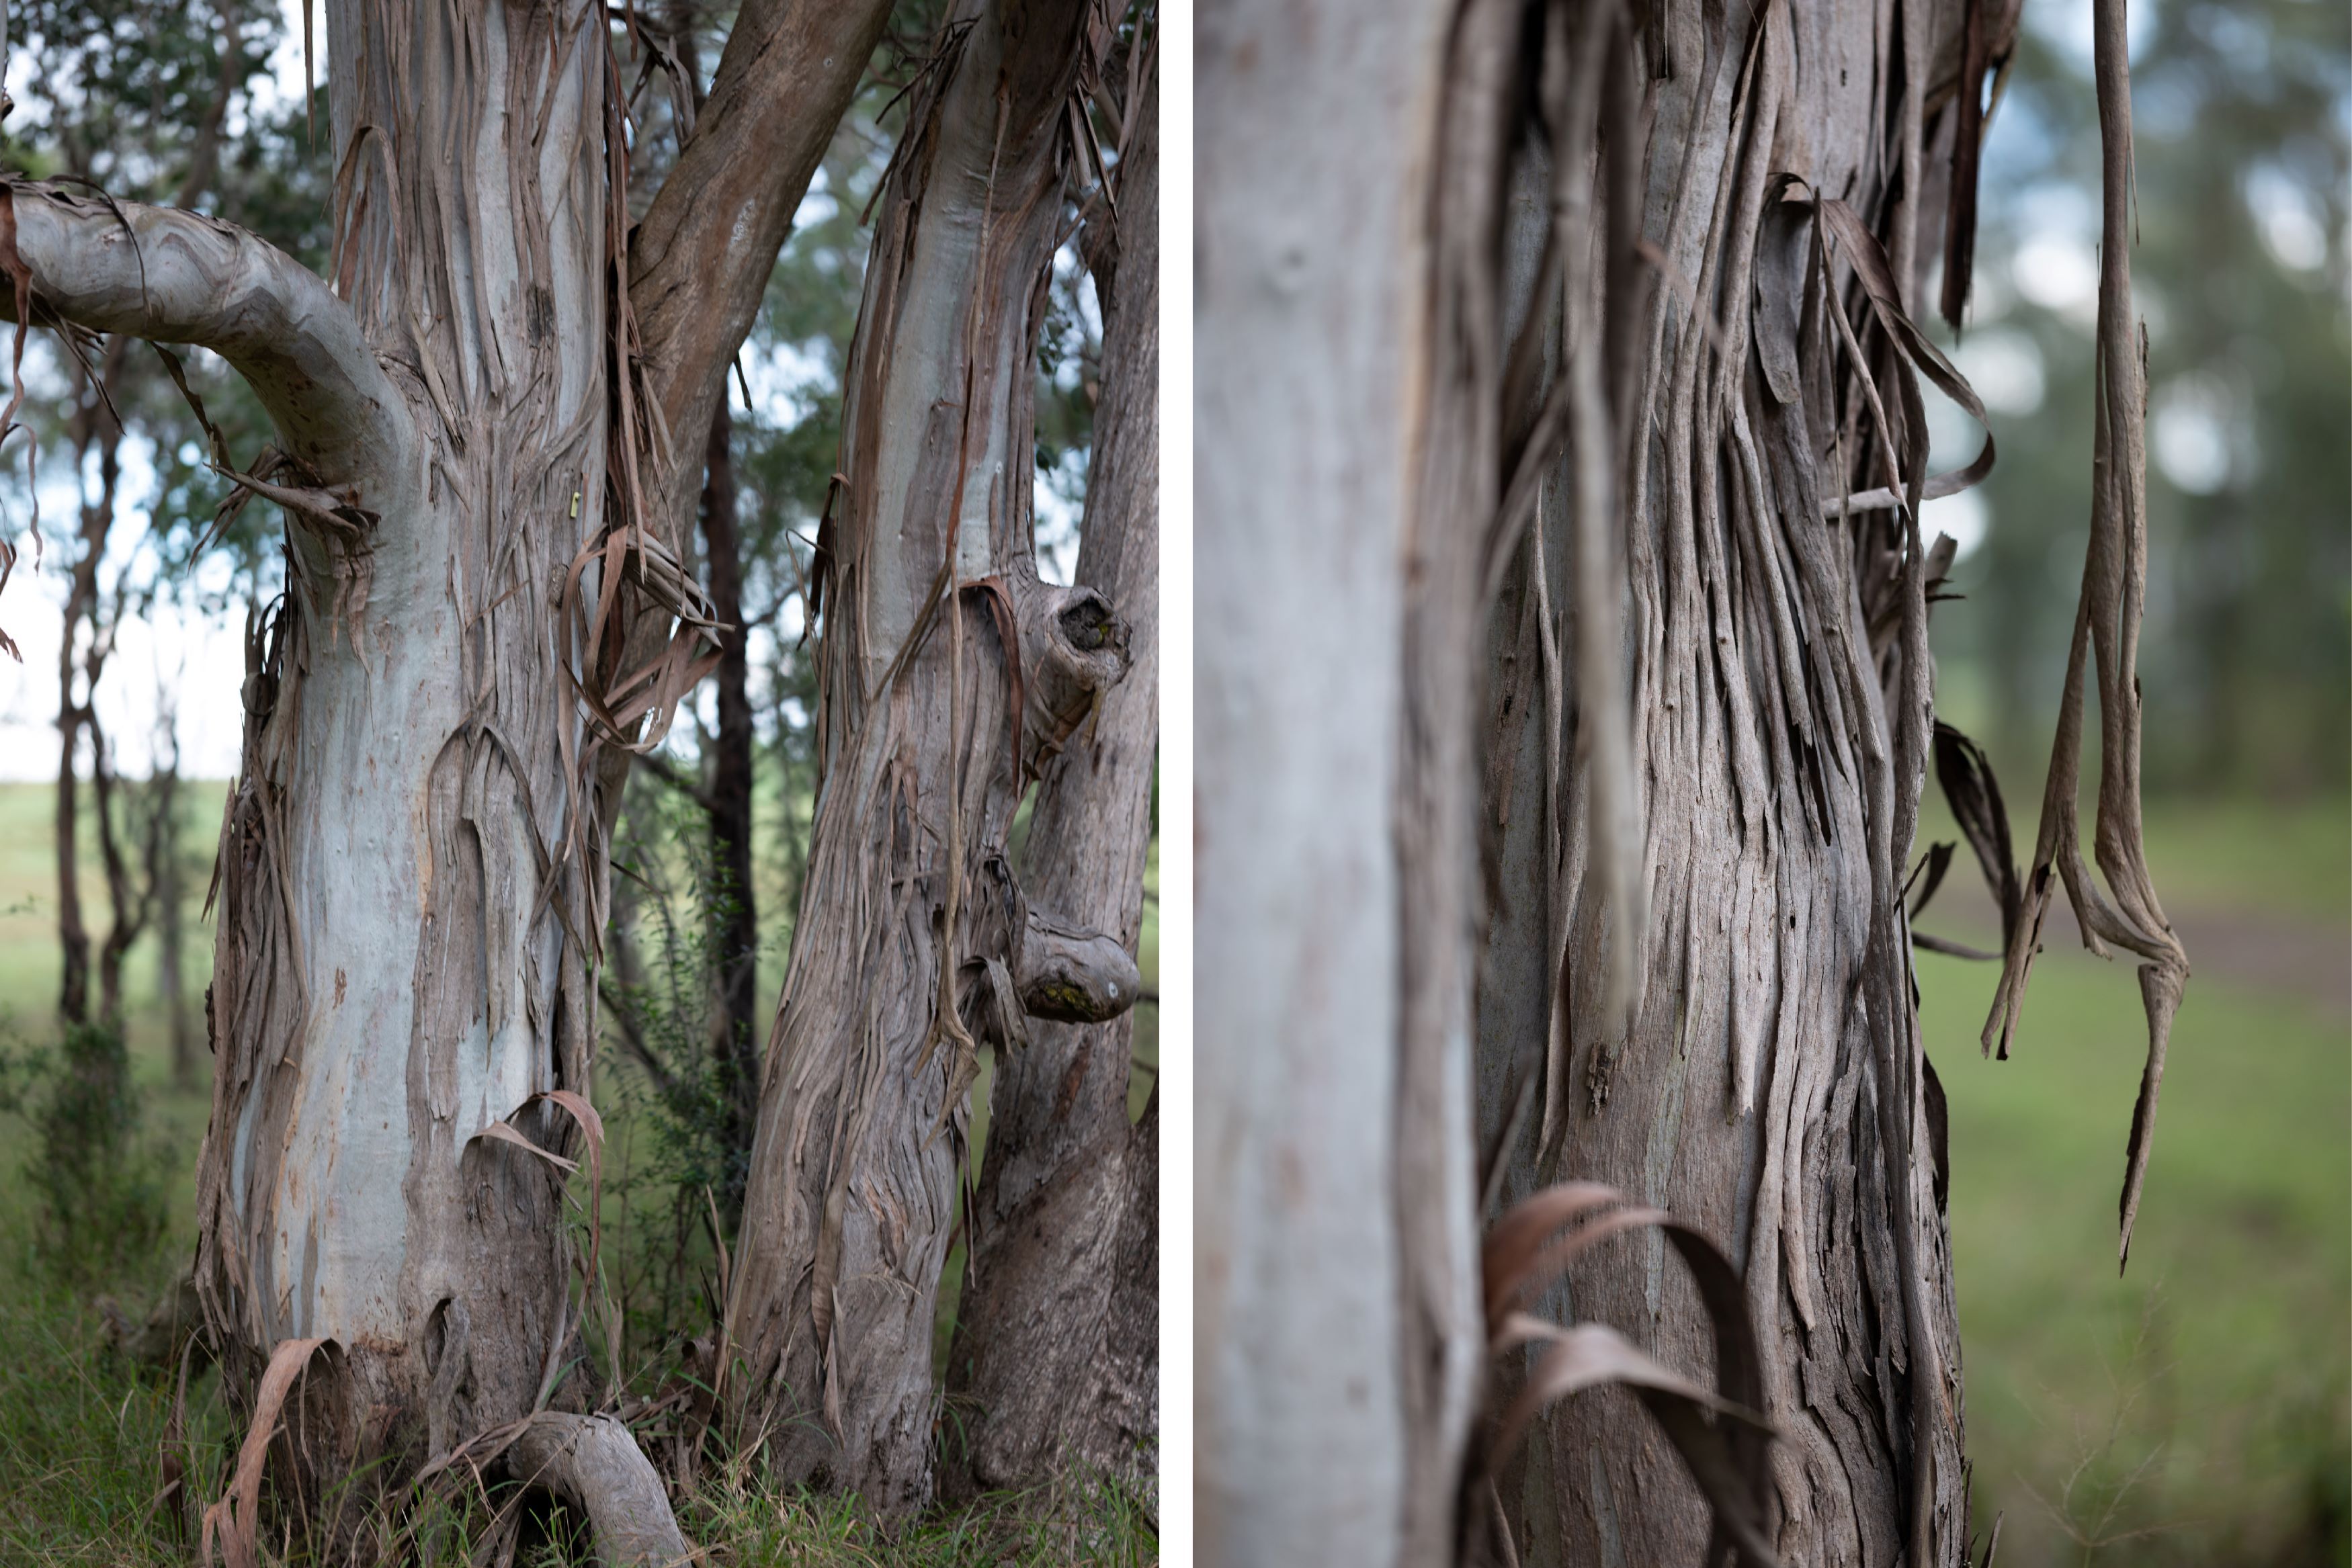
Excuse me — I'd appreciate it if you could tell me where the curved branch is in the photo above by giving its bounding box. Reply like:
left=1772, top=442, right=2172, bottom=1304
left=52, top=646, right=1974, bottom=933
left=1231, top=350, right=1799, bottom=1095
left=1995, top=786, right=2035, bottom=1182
left=0, top=181, right=411, bottom=489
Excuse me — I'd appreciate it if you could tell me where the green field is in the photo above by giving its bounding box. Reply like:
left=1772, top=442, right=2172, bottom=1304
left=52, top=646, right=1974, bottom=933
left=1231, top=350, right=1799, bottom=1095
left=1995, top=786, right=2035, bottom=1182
left=1916, top=794, right=2350, bottom=1565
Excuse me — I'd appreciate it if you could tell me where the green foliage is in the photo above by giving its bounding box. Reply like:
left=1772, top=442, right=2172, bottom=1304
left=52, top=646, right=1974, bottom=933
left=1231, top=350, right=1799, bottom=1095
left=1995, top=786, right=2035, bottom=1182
left=0, top=1020, right=172, bottom=1288
left=602, top=783, right=747, bottom=1330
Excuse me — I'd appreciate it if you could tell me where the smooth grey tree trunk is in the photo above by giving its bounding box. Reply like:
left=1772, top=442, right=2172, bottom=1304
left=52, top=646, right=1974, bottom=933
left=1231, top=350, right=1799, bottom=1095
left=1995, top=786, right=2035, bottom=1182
left=945, top=61, right=1160, bottom=1496
left=724, top=0, right=1138, bottom=1514
left=1198, top=3, right=1484, bottom=1563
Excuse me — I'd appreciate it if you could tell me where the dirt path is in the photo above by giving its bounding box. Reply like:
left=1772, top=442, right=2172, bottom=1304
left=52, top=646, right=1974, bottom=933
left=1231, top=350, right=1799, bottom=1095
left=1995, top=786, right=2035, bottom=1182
left=1919, top=881, right=2350, bottom=1020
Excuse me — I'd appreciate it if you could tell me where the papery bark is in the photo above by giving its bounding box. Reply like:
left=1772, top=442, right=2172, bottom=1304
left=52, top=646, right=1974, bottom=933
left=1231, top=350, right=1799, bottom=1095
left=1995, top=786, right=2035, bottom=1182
left=723, top=0, right=1130, bottom=1514
left=946, top=60, right=1159, bottom=1495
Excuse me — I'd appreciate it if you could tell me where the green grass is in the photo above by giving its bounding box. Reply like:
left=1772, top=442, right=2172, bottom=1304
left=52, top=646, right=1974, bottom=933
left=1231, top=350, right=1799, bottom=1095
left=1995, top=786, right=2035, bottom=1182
left=1919, top=797, right=2351, bottom=1565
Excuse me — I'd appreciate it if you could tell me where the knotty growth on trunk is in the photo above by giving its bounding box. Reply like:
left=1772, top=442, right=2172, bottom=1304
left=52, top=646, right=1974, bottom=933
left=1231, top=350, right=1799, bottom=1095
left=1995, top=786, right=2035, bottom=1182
left=946, top=57, right=1160, bottom=1495
left=722, top=0, right=1140, bottom=1514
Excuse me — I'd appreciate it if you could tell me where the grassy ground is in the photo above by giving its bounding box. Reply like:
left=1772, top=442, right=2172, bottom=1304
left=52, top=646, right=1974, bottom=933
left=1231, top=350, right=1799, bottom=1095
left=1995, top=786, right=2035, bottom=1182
left=1916, top=793, right=2350, bottom=1565
left=0, top=781, right=1154, bottom=1565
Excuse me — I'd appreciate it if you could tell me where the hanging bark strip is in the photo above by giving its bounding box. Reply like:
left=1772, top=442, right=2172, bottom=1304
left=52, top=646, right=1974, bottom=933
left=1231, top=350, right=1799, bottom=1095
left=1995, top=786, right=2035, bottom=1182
left=1980, top=0, right=2188, bottom=1271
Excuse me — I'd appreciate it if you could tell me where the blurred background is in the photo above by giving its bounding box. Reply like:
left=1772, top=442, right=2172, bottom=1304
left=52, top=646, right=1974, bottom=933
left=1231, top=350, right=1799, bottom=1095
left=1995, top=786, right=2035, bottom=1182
left=0, top=0, right=2335, bottom=1561
left=1913, top=0, right=2349, bottom=1561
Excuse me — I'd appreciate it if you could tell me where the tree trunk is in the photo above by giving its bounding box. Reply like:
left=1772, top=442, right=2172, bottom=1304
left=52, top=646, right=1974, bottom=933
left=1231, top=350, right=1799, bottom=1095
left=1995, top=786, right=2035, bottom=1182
left=52, top=382, right=116, bottom=1028
left=945, top=60, right=1159, bottom=1495
left=0, top=0, right=890, bottom=1553
left=185, top=0, right=636, bottom=1528
left=1203, top=0, right=1981, bottom=1563
left=155, top=746, right=196, bottom=1091
left=699, top=399, right=762, bottom=1217
left=724, top=0, right=1137, bottom=1513
left=1197, top=5, right=1484, bottom=1562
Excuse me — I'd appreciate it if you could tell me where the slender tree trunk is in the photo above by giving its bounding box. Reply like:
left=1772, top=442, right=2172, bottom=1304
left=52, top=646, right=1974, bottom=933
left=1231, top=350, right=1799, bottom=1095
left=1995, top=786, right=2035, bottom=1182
left=154, top=746, right=194, bottom=1090
left=724, top=0, right=1138, bottom=1512
left=54, top=641, right=89, bottom=1025
left=91, top=717, right=153, bottom=1027
left=1198, top=6, right=1483, bottom=1562
left=946, top=61, right=1159, bottom=1495
left=698, top=400, right=762, bottom=1215
left=53, top=392, right=114, bottom=1028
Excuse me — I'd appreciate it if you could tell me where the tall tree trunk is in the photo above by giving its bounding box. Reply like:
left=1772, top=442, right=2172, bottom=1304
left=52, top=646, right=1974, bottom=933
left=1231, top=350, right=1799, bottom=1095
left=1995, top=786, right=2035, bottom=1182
left=52, top=384, right=116, bottom=1029
left=1491, top=1, right=1977, bottom=1557
left=0, top=0, right=884, bottom=1555
left=91, top=716, right=154, bottom=1027
left=54, top=625, right=91, bottom=1026
left=154, top=738, right=195, bottom=1091
left=189, top=0, right=626, bottom=1520
left=1203, top=0, right=1986, bottom=1563
left=724, top=0, right=1137, bottom=1513
left=699, top=399, right=762, bottom=1217
left=1197, top=5, right=1484, bottom=1563
left=946, top=60, right=1159, bottom=1495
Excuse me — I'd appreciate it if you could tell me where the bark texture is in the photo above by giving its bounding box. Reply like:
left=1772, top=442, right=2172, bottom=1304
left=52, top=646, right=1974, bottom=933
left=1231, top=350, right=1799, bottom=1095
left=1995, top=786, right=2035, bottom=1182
left=1203, top=0, right=1994, bottom=1563
left=25, top=7, right=715, bottom=1555
left=1484, top=2, right=1980, bottom=1557
left=724, top=0, right=1132, bottom=1514
left=945, top=61, right=1159, bottom=1495
left=3, top=0, right=941, bottom=1554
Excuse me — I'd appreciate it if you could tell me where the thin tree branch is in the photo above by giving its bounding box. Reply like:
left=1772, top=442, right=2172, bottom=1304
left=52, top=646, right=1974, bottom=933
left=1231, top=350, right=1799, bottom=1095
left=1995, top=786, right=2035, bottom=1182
left=628, top=0, right=894, bottom=531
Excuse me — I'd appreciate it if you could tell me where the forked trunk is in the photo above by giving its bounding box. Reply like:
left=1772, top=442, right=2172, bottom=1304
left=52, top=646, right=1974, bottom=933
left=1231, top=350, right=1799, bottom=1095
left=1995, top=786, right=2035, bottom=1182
left=724, top=0, right=1136, bottom=1513
left=946, top=62, right=1159, bottom=1495
left=0, top=0, right=884, bottom=1555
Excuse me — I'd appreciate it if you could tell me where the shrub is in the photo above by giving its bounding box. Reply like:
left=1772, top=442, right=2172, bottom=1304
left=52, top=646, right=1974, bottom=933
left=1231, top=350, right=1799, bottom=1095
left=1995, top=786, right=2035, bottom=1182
left=0, top=1021, right=172, bottom=1288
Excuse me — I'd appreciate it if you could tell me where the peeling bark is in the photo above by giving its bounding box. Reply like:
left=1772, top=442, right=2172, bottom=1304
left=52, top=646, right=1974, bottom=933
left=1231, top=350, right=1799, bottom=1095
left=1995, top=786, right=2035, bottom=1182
left=1204, top=0, right=1990, bottom=1563
left=724, top=0, right=1126, bottom=1514
left=946, top=60, right=1159, bottom=1495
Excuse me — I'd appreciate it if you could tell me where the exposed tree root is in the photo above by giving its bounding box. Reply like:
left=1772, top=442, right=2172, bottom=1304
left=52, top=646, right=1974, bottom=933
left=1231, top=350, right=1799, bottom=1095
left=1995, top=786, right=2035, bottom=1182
left=505, top=1413, right=693, bottom=1567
